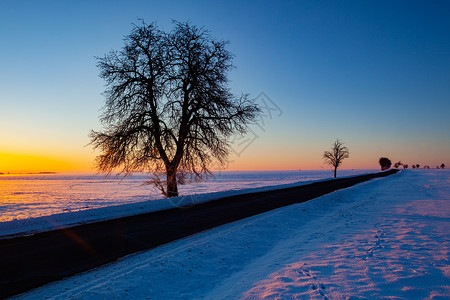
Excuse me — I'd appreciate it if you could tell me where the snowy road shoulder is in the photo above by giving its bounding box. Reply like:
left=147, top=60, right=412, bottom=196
left=15, top=170, right=450, bottom=299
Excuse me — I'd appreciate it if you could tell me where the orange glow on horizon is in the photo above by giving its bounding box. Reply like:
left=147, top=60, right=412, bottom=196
left=0, top=150, right=380, bottom=174
left=0, top=152, right=93, bottom=174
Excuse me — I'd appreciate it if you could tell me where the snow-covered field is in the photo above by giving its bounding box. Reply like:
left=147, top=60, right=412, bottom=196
left=0, top=170, right=373, bottom=238
left=14, top=169, right=450, bottom=299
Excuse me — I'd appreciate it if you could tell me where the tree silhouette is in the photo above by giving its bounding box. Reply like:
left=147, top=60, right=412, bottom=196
left=394, top=161, right=402, bottom=168
left=379, top=157, right=391, bottom=171
left=403, top=164, right=408, bottom=169
left=323, top=139, right=349, bottom=178
left=441, top=163, right=446, bottom=169
left=416, top=164, right=420, bottom=169
left=90, top=21, right=259, bottom=197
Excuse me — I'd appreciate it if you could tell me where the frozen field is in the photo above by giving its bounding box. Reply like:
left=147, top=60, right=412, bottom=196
left=0, top=170, right=372, bottom=237
left=14, top=169, right=450, bottom=299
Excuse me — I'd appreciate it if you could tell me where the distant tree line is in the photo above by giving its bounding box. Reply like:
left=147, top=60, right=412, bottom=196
left=321, top=139, right=447, bottom=179
left=391, top=162, right=445, bottom=170
left=376, top=158, right=446, bottom=171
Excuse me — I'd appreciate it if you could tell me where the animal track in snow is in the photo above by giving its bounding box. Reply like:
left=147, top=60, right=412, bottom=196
left=361, top=227, right=386, bottom=260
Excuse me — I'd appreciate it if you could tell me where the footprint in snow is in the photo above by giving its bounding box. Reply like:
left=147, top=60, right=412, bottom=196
left=278, top=277, right=294, bottom=283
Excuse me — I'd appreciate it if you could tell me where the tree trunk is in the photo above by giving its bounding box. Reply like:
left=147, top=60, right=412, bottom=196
left=334, top=167, right=337, bottom=178
left=166, top=166, right=178, bottom=198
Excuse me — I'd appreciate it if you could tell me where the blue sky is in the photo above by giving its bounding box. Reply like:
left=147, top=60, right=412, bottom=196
left=1, top=0, right=449, bottom=171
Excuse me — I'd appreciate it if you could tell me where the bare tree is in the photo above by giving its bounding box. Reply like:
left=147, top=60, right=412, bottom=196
left=90, top=21, right=259, bottom=197
left=379, top=157, right=392, bottom=171
left=403, top=164, right=409, bottom=169
left=394, top=161, right=402, bottom=168
left=323, top=139, right=349, bottom=178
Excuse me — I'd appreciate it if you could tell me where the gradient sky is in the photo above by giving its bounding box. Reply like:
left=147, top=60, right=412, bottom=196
left=1, top=0, right=449, bottom=172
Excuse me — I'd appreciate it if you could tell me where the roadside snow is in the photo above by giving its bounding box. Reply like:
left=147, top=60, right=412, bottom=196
left=14, top=170, right=450, bottom=299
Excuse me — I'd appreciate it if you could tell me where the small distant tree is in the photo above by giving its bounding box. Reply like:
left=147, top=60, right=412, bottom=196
left=323, top=139, right=350, bottom=178
left=441, top=163, right=446, bottom=169
left=394, top=161, right=402, bottom=168
left=416, top=164, right=420, bottom=169
left=403, top=164, right=408, bottom=169
left=379, top=157, right=392, bottom=171
left=412, top=164, right=416, bottom=169
left=424, top=165, right=430, bottom=169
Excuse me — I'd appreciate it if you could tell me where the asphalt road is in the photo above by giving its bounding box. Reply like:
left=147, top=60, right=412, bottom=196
left=0, top=169, right=398, bottom=298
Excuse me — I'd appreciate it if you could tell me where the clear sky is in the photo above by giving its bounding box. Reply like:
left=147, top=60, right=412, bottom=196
left=1, top=0, right=449, bottom=172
